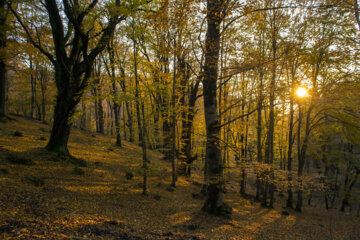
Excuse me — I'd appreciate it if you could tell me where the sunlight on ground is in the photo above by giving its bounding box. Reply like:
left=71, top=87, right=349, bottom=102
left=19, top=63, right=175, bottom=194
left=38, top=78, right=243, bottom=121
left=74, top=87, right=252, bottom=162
left=0, top=117, right=359, bottom=240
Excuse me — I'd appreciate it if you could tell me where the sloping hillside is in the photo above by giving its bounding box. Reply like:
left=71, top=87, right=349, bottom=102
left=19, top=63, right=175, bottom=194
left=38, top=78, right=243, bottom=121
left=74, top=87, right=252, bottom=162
left=0, top=116, right=359, bottom=240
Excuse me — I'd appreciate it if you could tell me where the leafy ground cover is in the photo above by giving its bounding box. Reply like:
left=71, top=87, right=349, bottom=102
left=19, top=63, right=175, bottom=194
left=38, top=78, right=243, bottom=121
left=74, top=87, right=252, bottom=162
left=0, top=116, right=359, bottom=240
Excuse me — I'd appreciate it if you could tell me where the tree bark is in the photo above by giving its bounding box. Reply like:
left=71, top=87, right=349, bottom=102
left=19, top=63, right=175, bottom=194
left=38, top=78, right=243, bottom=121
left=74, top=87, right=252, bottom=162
left=11, top=0, right=124, bottom=155
left=30, top=59, right=36, bottom=119
left=132, top=20, right=147, bottom=195
left=202, top=0, right=230, bottom=216
left=0, top=0, right=6, bottom=117
left=286, top=96, right=294, bottom=208
left=46, top=72, right=78, bottom=154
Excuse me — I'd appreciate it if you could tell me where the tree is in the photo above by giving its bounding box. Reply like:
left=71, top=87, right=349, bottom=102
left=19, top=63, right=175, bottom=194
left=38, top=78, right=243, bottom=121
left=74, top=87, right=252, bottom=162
left=9, top=0, right=127, bottom=155
left=0, top=0, right=7, bottom=117
left=202, top=0, right=231, bottom=217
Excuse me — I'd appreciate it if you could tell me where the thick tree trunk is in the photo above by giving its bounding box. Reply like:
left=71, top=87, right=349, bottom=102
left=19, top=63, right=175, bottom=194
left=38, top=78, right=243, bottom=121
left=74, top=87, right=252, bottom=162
left=46, top=87, right=76, bottom=154
left=11, top=0, right=123, bottom=157
left=202, top=0, right=230, bottom=217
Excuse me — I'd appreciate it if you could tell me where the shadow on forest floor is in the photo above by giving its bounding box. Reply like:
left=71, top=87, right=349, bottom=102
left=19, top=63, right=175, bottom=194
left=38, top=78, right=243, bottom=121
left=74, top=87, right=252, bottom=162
left=0, top=116, right=359, bottom=240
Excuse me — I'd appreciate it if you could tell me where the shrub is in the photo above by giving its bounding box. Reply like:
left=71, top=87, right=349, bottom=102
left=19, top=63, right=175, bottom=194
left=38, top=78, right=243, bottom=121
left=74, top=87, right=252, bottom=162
left=13, top=130, right=23, bottom=137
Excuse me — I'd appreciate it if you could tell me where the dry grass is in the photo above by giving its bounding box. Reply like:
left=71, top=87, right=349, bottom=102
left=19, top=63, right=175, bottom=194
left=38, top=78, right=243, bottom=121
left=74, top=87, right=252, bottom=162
left=0, top=116, right=359, bottom=240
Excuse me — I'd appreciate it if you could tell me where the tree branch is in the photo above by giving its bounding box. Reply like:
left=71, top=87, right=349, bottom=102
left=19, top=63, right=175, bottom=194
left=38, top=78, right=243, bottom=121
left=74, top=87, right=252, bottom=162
left=8, top=2, right=55, bottom=64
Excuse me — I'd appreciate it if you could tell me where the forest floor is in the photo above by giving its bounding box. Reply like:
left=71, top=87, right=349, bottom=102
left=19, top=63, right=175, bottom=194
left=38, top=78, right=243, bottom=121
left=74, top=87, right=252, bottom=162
left=0, top=116, right=359, bottom=240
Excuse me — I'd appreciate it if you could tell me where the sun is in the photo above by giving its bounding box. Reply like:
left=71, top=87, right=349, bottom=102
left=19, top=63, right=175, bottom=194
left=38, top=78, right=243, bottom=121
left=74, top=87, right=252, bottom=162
left=296, top=87, right=308, bottom=98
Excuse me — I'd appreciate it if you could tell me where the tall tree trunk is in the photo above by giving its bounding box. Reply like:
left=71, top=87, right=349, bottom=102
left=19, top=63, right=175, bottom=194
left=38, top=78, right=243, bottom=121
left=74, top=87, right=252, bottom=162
left=30, top=60, right=36, bottom=119
left=118, top=62, right=134, bottom=143
left=255, top=31, right=265, bottom=201
left=0, top=0, right=6, bottom=117
left=286, top=95, right=294, bottom=208
left=93, top=61, right=105, bottom=134
left=181, top=80, right=200, bottom=176
left=296, top=104, right=313, bottom=212
left=126, top=103, right=134, bottom=142
left=132, top=21, right=147, bottom=195
left=107, top=43, right=122, bottom=146
left=171, top=45, right=177, bottom=187
left=113, top=103, right=121, bottom=146
left=39, top=68, right=47, bottom=123
left=97, top=96, right=104, bottom=134
left=240, top=78, right=247, bottom=195
left=202, top=0, right=230, bottom=217
left=266, top=11, right=277, bottom=208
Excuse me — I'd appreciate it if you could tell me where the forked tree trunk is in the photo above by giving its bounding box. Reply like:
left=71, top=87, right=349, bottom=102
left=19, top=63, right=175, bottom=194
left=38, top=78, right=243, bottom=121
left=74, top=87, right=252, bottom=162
left=10, top=0, right=123, bottom=156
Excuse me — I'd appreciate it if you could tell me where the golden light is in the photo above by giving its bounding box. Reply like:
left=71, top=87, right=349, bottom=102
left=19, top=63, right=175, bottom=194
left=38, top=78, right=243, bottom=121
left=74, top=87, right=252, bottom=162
left=296, top=87, right=308, bottom=98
